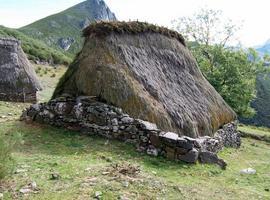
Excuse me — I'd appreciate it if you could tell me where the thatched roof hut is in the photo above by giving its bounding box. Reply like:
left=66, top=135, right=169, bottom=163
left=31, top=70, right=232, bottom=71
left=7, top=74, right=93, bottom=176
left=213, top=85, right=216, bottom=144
left=0, top=38, right=41, bottom=102
left=53, top=21, right=236, bottom=137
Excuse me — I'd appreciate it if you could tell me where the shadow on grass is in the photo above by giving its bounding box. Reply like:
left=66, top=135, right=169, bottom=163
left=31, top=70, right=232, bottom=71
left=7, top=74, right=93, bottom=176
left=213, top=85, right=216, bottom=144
left=1, top=121, right=196, bottom=171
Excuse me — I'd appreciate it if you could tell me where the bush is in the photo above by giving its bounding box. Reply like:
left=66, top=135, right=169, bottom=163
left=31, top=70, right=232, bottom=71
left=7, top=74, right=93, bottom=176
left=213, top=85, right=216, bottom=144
left=0, top=136, right=14, bottom=179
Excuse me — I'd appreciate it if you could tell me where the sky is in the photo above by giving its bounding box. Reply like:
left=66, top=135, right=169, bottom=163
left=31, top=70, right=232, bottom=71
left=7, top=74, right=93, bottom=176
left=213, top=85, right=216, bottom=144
left=0, top=0, right=269, bottom=47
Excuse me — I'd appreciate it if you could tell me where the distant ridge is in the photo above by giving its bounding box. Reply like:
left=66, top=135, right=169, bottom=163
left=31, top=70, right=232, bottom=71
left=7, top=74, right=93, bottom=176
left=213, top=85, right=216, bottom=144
left=255, top=39, right=270, bottom=56
left=19, top=0, right=116, bottom=54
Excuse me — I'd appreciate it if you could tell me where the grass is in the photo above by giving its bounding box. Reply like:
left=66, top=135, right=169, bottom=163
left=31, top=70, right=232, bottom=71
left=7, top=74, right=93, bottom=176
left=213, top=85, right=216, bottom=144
left=238, top=124, right=270, bottom=143
left=239, top=124, right=270, bottom=137
left=0, top=135, right=14, bottom=180
left=19, top=3, right=87, bottom=55
left=0, top=122, right=269, bottom=199
left=0, top=66, right=269, bottom=199
left=35, top=65, right=67, bottom=102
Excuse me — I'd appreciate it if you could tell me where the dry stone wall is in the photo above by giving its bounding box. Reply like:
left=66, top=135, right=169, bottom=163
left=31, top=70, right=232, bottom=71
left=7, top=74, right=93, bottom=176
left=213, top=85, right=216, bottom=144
left=21, top=96, right=241, bottom=169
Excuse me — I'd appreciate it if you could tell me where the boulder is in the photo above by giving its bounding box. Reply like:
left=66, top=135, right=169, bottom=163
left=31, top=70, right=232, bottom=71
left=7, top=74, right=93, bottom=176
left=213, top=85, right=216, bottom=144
left=178, top=148, right=199, bottom=163
left=53, top=21, right=236, bottom=137
left=199, top=151, right=227, bottom=169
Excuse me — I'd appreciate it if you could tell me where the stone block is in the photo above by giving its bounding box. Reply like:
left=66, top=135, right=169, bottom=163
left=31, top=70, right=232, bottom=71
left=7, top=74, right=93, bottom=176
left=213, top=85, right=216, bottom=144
left=150, top=134, right=161, bottom=147
left=165, top=147, right=176, bottom=160
left=198, top=151, right=227, bottom=169
left=178, top=148, right=198, bottom=163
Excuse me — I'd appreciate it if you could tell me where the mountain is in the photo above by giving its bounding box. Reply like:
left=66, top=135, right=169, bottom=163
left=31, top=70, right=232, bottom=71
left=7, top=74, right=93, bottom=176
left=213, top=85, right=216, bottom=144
left=241, top=74, right=270, bottom=128
left=240, top=40, right=270, bottom=127
left=255, top=39, right=270, bottom=56
left=0, top=25, right=72, bottom=65
left=19, top=0, right=116, bottom=54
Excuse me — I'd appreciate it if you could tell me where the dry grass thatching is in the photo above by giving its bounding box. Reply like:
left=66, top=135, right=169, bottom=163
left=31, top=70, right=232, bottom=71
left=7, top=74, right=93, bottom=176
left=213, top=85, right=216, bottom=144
left=0, top=38, right=41, bottom=102
left=54, top=23, right=236, bottom=137
left=83, top=21, right=186, bottom=46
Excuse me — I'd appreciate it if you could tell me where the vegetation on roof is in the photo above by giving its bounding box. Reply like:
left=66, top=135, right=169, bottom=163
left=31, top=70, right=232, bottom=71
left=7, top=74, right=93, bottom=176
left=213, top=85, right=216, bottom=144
left=83, top=21, right=186, bottom=46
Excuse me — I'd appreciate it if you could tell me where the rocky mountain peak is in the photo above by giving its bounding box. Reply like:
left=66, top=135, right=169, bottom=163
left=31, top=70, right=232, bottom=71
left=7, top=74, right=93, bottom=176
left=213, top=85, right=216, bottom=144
left=20, top=0, right=117, bottom=53
left=74, top=0, right=116, bottom=21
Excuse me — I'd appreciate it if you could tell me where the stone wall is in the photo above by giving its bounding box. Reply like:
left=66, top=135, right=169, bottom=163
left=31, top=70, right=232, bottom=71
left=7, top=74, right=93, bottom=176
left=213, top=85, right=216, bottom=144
left=21, top=96, right=241, bottom=169
left=0, top=92, right=37, bottom=103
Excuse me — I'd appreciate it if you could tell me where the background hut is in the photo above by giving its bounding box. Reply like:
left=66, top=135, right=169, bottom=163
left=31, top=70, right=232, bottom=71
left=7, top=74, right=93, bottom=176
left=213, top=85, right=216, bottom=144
left=0, top=38, right=41, bottom=103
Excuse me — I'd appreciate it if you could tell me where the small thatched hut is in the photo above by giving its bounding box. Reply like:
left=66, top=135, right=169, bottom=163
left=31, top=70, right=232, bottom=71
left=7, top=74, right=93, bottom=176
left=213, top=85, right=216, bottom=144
left=53, top=21, right=236, bottom=137
left=0, top=38, right=41, bottom=102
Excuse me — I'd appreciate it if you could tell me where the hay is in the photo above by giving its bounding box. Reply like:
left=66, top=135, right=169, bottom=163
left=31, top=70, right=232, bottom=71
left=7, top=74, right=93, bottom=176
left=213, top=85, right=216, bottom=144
left=83, top=21, right=186, bottom=46
left=0, top=38, right=41, bottom=102
left=53, top=21, right=236, bottom=137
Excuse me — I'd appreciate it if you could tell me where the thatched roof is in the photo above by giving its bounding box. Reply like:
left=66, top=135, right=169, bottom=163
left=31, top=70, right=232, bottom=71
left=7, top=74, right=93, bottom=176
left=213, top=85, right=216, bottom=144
left=53, top=21, right=236, bottom=137
left=0, top=38, right=41, bottom=101
left=83, top=21, right=186, bottom=46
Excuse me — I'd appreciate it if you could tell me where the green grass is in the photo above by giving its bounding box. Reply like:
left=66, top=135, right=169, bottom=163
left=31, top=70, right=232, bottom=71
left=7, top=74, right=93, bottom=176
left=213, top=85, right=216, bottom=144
left=19, top=2, right=89, bottom=55
left=19, top=0, right=116, bottom=55
left=35, top=65, right=67, bottom=102
left=239, top=124, right=270, bottom=137
left=0, top=121, right=269, bottom=199
left=0, top=135, right=14, bottom=180
left=0, top=67, right=269, bottom=199
left=238, top=124, right=270, bottom=143
left=0, top=26, right=72, bottom=65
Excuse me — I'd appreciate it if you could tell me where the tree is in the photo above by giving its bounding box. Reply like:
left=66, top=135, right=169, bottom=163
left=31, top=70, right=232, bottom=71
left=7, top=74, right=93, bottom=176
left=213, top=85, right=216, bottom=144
left=172, top=8, right=240, bottom=47
left=172, top=8, right=266, bottom=117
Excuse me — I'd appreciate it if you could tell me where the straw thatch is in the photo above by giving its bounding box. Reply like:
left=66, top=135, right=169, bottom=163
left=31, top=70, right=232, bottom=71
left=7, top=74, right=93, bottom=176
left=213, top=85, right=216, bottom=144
left=0, top=38, right=41, bottom=102
left=53, top=21, right=236, bottom=137
left=83, top=21, right=186, bottom=46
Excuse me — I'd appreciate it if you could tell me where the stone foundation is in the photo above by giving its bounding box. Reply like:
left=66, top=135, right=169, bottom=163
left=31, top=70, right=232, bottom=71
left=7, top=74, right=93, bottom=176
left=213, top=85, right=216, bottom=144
left=0, top=92, right=37, bottom=103
left=21, top=96, right=241, bottom=169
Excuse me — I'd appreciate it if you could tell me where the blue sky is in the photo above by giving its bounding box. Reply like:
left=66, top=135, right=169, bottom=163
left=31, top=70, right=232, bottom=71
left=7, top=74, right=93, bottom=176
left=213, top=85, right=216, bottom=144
left=0, top=0, right=270, bottom=47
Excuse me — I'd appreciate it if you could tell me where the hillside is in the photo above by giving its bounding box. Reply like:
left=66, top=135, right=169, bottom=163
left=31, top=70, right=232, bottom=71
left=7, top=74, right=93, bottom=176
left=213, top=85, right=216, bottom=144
left=241, top=74, right=270, bottom=127
left=19, top=0, right=116, bottom=54
left=0, top=26, right=72, bottom=65
left=240, top=39, right=270, bottom=127
left=0, top=65, right=269, bottom=199
left=256, top=39, right=270, bottom=56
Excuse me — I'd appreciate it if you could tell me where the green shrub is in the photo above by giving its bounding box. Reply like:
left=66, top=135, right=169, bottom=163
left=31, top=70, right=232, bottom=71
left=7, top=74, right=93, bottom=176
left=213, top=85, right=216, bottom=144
left=0, top=136, right=14, bottom=179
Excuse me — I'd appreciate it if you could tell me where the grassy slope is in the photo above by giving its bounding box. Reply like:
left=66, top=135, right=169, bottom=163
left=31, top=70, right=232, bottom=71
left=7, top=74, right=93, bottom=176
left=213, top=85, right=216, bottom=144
left=19, top=0, right=116, bottom=55
left=239, top=125, right=270, bottom=137
left=0, top=67, right=269, bottom=199
left=0, top=26, right=72, bottom=65
left=19, top=11, right=83, bottom=55
left=19, top=1, right=93, bottom=55
left=0, top=122, right=269, bottom=200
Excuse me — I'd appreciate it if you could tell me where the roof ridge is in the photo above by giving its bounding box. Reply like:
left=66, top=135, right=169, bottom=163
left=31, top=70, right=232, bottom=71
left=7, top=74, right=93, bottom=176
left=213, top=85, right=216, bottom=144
left=83, top=21, right=186, bottom=46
